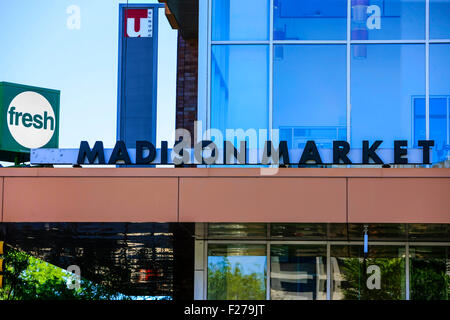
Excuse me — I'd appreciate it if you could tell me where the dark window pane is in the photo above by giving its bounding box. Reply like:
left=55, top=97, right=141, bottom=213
left=271, top=224, right=327, bottom=240
left=347, top=224, right=408, bottom=241
left=408, top=224, right=450, bottom=242
left=208, top=223, right=268, bottom=239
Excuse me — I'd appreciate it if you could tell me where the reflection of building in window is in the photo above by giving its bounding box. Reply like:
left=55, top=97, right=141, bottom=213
left=274, top=0, right=347, bottom=40
left=271, top=256, right=326, bottom=300
left=211, top=52, right=229, bottom=131
left=280, top=126, right=347, bottom=149
left=413, top=96, right=450, bottom=163
left=330, top=257, right=345, bottom=300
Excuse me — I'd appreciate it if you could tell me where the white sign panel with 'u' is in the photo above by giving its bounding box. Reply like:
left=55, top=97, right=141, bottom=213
left=7, top=91, right=56, bottom=149
left=126, top=8, right=153, bottom=38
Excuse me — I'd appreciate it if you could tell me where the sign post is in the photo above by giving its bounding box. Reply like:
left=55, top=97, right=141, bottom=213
left=117, top=4, right=162, bottom=150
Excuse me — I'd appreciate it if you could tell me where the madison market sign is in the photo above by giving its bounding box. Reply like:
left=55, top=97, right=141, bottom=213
left=31, top=139, right=435, bottom=166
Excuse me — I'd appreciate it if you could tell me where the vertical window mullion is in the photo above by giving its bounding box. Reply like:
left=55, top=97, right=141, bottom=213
left=447, top=97, right=450, bottom=146
left=267, top=241, right=271, bottom=300
left=347, top=0, right=352, bottom=144
left=426, top=0, right=430, bottom=142
left=269, top=0, right=274, bottom=141
left=327, top=242, right=331, bottom=300
left=406, top=242, right=410, bottom=300
left=207, top=0, right=212, bottom=136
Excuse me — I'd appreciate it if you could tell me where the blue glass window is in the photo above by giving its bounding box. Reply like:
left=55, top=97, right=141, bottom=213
left=212, top=0, right=270, bottom=41
left=430, top=0, right=450, bottom=39
left=429, top=44, right=450, bottom=163
left=413, top=98, right=448, bottom=163
left=273, top=45, right=347, bottom=149
left=351, top=0, right=425, bottom=40
left=351, top=44, right=425, bottom=148
left=274, top=0, right=347, bottom=40
left=413, top=97, right=426, bottom=143
left=211, top=45, right=269, bottom=137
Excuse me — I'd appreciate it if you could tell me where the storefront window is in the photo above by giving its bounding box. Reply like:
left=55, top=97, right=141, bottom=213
left=351, top=44, right=425, bottom=150
left=274, top=0, right=347, bottom=40
left=0, top=246, right=151, bottom=300
left=212, top=0, right=269, bottom=41
left=271, top=245, right=327, bottom=300
left=430, top=0, right=450, bottom=39
left=273, top=45, right=347, bottom=149
left=211, top=45, right=269, bottom=142
left=410, top=246, right=450, bottom=300
left=331, top=245, right=406, bottom=300
left=351, top=0, right=425, bottom=40
left=207, top=244, right=267, bottom=300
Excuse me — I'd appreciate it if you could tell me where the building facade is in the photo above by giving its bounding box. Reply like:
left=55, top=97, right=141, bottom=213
left=164, top=0, right=450, bottom=300
left=0, top=0, right=449, bottom=301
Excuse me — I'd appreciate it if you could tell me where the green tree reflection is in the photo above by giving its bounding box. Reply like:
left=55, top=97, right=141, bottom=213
left=338, top=258, right=404, bottom=300
left=208, top=257, right=266, bottom=300
left=0, top=248, right=129, bottom=300
left=411, top=259, right=449, bottom=300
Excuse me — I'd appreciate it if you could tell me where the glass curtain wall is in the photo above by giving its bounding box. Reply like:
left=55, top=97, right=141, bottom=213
left=209, top=0, right=450, bottom=164
left=206, top=241, right=450, bottom=300
left=204, top=223, right=450, bottom=300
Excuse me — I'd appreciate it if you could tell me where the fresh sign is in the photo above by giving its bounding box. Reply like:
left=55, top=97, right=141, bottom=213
left=7, top=91, right=56, bottom=149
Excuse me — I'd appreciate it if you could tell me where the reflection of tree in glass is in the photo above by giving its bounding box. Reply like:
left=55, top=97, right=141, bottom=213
left=208, top=257, right=266, bottom=300
left=339, top=258, right=404, bottom=300
left=0, top=248, right=130, bottom=300
left=411, top=259, right=449, bottom=300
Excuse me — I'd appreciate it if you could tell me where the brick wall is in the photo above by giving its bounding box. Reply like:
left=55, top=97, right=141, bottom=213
left=175, top=34, right=198, bottom=141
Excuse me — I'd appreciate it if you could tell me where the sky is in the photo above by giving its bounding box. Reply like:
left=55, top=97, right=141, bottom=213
left=0, top=0, right=178, bottom=149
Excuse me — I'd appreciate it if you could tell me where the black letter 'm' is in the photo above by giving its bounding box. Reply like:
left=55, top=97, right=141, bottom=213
left=77, top=141, right=105, bottom=164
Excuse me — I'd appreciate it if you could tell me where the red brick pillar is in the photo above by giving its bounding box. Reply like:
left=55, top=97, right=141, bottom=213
left=175, top=34, right=198, bottom=143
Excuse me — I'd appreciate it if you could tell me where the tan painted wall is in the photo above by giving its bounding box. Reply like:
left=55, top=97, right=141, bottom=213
left=0, top=168, right=449, bottom=223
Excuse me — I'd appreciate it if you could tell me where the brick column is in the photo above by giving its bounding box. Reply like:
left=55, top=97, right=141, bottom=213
left=175, top=34, right=198, bottom=141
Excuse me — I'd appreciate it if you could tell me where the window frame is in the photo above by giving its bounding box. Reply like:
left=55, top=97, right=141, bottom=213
left=198, top=0, right=450, bottom=162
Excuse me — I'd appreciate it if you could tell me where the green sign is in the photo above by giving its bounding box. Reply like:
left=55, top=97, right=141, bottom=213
left=0, top=82, right=60, bottom=162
